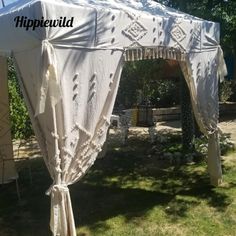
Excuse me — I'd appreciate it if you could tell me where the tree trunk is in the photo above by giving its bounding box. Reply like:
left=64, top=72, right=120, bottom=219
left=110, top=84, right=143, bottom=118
left=180, top=75, right=194, bottom=152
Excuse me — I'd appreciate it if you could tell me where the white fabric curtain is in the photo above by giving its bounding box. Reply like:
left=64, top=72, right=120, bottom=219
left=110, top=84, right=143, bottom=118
left=13, top=43, right=124, bottom=235
left=180, top=47, right=227, bottom=185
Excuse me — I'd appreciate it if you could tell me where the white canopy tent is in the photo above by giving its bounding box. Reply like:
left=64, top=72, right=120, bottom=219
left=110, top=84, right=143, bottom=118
left=0, top=0, right=227, bottom=235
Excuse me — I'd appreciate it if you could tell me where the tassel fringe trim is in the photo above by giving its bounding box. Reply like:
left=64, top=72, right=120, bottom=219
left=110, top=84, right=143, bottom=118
left=124, top=47, right=186, bottom=62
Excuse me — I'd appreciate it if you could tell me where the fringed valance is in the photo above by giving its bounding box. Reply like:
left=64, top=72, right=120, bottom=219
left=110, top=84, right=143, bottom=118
left=124, top=46, right=186, bottom=62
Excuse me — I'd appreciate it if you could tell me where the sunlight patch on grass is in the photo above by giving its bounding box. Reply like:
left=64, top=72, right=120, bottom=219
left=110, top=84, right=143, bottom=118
left=222, top=151, right=236, bottom=166
left=77, top=209, right=190, bottom=236
left=102, top=175, right=160, bottom=191
left=186, top=203, right=236, bottom=235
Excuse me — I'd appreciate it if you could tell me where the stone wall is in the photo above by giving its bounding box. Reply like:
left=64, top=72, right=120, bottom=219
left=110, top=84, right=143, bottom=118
left=152, top=107, right=181, bottom=122
left=152, top=103, right=236, bottom=122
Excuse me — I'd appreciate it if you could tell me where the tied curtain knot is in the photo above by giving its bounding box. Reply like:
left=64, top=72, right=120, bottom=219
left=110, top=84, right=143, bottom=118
left=46, top=183, right=69, bottom=196
left=46, top=183, right=76, bottom=236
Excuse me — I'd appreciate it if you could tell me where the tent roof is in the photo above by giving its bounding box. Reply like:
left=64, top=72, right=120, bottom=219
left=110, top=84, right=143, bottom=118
left=0, top=0, right=220, bottom=56
left=0, top=0, right=201, bottom=19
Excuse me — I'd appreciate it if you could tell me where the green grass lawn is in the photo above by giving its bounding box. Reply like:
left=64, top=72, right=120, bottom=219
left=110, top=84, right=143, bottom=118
left=1, top=131, right=236, bottom=236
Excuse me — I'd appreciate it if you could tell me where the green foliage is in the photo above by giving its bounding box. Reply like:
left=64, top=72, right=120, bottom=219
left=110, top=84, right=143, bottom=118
left=194, top=134, right=235, bottom=156
left=7, top=58, right=33, bottom=140
left=116, top=60, right=180, bottom=108
left=227, top=80, right=236, bottom=102
left=150, top=79, right=180, bottom=107
left=163, top=143, right=182, bottom=153
left=219, top=80, right=234, bottom=102
left=155, top=130, right=234, bottom=157
left=220, top=133, right=235, bottom=155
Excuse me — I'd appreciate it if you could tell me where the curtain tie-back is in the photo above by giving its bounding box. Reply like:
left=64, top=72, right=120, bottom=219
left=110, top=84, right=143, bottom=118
left=45, top=183, right=76, bottom=236
left=46, top=184, right=69, bottom=196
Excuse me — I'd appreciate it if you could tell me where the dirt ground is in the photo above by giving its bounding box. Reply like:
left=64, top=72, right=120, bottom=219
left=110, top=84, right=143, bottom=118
left=218, top=119, right=236, bottom=144
left=12, top=117, right=236, bottom=159
left=157, top=119, right=236, bottom=144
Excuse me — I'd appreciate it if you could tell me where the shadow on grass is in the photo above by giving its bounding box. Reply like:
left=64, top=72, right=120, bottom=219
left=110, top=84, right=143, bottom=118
left=0, top=158, right=51, bottom=236
left=0, top=134, right=234, bottom=235
left=72, top=135, right=233, bottom=228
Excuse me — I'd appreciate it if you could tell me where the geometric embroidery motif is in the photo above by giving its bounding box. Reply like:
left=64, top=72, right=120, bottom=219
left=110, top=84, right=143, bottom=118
left=171, top=24, right=186, bottom=42
left=170, top=23, right=187, bottom=51
left=122, top=20, right=147, bottom=41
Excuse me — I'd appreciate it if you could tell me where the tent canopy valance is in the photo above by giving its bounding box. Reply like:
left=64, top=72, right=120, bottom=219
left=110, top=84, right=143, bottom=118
left=0, top=0, right=227, bottom=235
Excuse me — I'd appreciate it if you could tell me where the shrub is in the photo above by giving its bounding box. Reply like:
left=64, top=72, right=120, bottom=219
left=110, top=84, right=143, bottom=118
left=7, top=58, right=33, bottom=140
left=116, top=60, right=180, bottom=108
left=219, top=80, right=233, bottom=102
left=194, top=134, right=235, bottom=156
left=150, top=79, right=180, bottom=107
